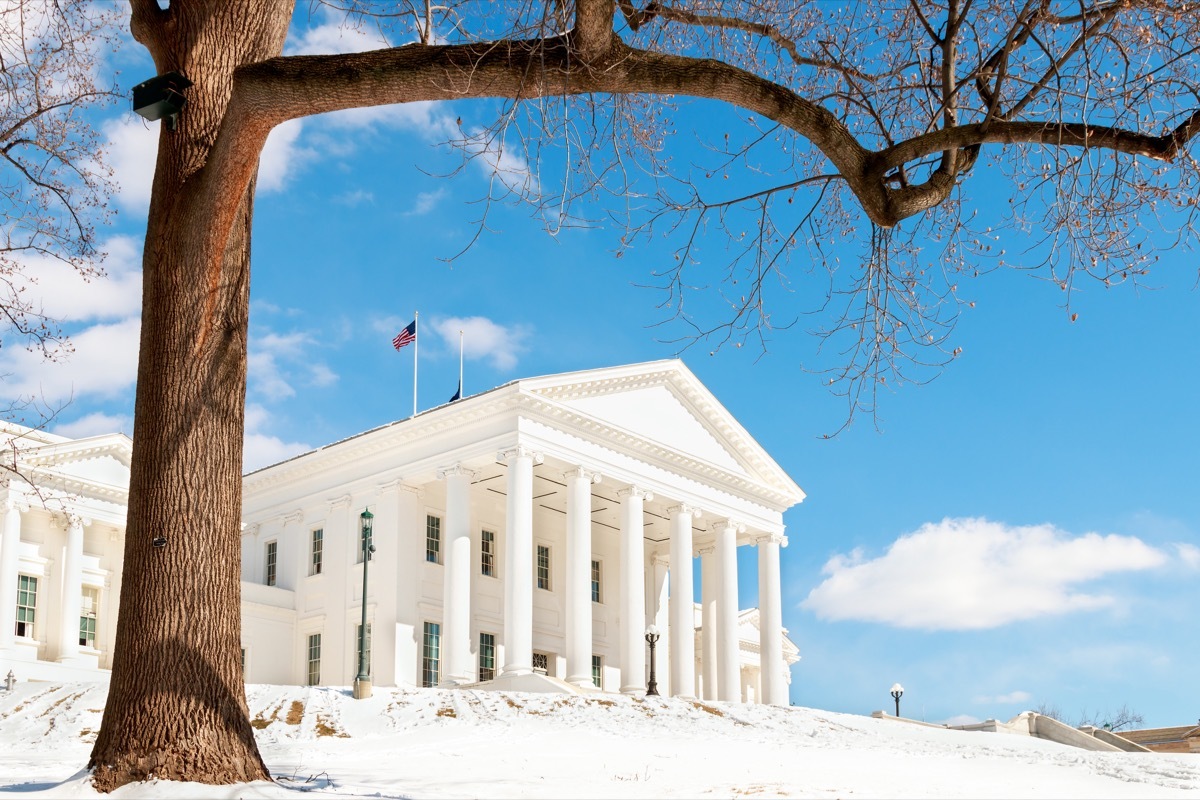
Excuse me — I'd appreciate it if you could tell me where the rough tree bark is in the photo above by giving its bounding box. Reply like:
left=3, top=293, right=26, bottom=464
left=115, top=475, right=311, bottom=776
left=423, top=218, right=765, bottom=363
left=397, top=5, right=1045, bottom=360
left=87, top=0, right=1198, bottom=790
left=87, top=2, right=289, bottom=789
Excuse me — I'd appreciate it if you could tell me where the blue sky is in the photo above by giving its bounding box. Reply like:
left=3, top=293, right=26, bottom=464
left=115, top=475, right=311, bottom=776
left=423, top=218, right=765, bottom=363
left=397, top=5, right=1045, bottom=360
left=5, top=8, right=1199, bottom=729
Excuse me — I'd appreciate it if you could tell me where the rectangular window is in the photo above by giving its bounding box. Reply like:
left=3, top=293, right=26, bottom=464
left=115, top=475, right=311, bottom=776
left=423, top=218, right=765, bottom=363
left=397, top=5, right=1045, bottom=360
left=481, top=529, right=496, bottom=577
left=421, top=622, right=441, bottom=688
left=591, top=655, right=603, bottom=689
left=79, top=586, right=99, bottom=648
left=591, top=559, right=602, bottom=603
left=536, top=544, right=551, bottom=590
left=265, top=541, right=278, bottom=587
left=15, top=575, right=36, bottom=638
left=306, top=633, right=322, bottom=685
left=532, top=651, right=549, bottom=674
left=310, top=528, right=323, bottom=575
left=354, top=623, right=372, bottom=676
left=426, top=515, right=441, bottom=564
left=479, top=632, right=496, bottom=682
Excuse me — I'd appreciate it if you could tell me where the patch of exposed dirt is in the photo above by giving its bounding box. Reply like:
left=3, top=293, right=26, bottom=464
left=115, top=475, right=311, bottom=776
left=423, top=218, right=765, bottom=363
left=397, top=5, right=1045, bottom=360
left=315, top=713, right=349, bottom=737
left=436, top=707, right=457, bottom=718
left=692, top=701, right=725, bottom=717
left=285, top=700, right=304, bottom=725
left=251, top=702, right=283, bottom=730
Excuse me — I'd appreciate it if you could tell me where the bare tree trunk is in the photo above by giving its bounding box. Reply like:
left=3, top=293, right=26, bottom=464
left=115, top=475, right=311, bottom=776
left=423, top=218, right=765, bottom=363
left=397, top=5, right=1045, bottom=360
left=88, top=2, right=290, bottom=790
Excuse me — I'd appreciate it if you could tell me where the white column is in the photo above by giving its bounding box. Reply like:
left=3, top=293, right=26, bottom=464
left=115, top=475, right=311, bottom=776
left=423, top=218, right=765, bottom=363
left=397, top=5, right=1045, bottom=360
left=715, top=519, right=743, bottom=702
left=438, top=464, right=474, bottom=685
left=699, top=545, right=719, bottom=701
left=668, top=504, right=699, bottom=698
left=757, top=533, right=787, bottom=705
left=58, top=515, right=86, bottom=662
left=0, top=500, right=22, bottom=650
left=651, top=553, right=670, bottom=696
left=500, top=446, right=541, bottom=677
left=564, top=467, right=600, bottom=687
left=618, top=486, right=651, bottom=694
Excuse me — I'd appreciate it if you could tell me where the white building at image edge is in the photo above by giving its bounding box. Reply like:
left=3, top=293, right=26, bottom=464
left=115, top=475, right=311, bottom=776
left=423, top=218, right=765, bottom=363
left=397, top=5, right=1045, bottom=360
left=1, top=360, right=803, bottom=703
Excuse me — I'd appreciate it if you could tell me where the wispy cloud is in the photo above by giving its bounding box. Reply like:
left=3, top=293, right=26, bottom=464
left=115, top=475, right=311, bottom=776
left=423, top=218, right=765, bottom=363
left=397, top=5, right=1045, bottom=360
left=102, top=116, right=158, bottom=213
left=406, top=188, right=448, bottom=216
left=802, top=517, right=1167, bottom=631
left=13, top=235, right=142, bottom=324
left=431, top=316, right=531, bottom=371
left=336, top=189, right=375, bottom=207
left=0, top=317, right=141, bottom=404
left=248, top=329, right=338, bottom=402
left=286, top=17, right=392, bottom=56
left=242, top=403, right=311, bottom=473
left=52, top=411, right=132, bottom=439
left=972, top=690, right=1032, bottom=706
left=259, top=119, right=316, bottom=193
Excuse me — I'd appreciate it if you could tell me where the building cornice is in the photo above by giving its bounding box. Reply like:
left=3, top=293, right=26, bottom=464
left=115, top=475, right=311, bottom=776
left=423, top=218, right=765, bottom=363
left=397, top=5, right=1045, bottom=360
left=242, top=361, right=804, bottom=514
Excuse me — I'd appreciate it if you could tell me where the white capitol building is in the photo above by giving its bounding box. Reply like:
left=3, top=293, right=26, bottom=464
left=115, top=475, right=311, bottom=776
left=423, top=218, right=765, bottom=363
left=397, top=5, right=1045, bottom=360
left=1, top=360, right=803, bottom=703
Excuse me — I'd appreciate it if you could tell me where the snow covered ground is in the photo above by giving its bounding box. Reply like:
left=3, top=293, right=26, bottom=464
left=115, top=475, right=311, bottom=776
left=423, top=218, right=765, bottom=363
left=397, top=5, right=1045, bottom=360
left=2, top=682, right=1199, bottom=799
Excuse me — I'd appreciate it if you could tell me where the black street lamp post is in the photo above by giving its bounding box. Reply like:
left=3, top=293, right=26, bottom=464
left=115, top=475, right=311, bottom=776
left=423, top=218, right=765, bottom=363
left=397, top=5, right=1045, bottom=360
left=353, top=509, right=376, bottom=700
left=890, top=683, right=904, bottom=717
left=645, top=625, right=661, bottom=697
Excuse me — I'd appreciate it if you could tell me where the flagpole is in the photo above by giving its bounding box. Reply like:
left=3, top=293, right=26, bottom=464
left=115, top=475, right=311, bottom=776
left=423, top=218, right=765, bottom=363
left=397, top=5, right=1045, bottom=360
left=413, top=310, right=419, bottom=418
left=458, top=329, right=463, bottom=399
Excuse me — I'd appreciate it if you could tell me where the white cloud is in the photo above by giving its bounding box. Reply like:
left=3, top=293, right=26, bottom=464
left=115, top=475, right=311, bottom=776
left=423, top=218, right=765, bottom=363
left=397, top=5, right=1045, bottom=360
left=13, top=235, right=142, bottom=325
left=259, top=119, right=315, bottom=193
left=461, top=127, right=536, bottom=194
left=972, top=691, right=1033, bottom=706
left=321, top=99, right=457, bottom=136
left=53, top=411, right=132, bottom=439
left=335, top=189, right=375, bottom=207
left=431, top=316, right=531, bottom=371
left=102, top=116, right=158, bottom=212
left=242, top=403, right=310, bottom=473
left=286, top=18, right=392, bottom=56
left=247, top=329, right=337, bottom=401
left=802, top=518, right=1167, bottom=631
left=406, top=188, right=448, bottom=216
left=1176, top=543, right=1200, bottom=569
left=0, top=317, right=141, bottom=404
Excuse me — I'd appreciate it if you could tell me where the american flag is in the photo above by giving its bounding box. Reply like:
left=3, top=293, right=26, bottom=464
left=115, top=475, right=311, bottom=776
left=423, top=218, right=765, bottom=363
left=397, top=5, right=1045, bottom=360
left=392, top=319, right=416, bottom=350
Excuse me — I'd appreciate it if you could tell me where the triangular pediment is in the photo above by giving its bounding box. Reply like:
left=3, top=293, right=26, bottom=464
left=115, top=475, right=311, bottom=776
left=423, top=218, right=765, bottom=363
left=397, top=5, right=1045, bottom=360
left=521, top=360, right=804, bottom=504
left=18, top=433, right=132, bottom=498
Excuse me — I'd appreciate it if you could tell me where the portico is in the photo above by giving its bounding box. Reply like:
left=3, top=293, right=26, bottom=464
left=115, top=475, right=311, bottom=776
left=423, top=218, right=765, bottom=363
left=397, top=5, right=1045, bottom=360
left=240, top=359, right=805, bottom=701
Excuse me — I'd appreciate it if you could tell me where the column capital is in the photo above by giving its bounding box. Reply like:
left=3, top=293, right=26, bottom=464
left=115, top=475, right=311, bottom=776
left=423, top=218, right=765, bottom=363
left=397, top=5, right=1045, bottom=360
left=3, top=494, right=28, bottom=513
left=282, top=509, right=305, bottom=525
left=617, top=486, right=654, bottom=501
left=436, top=463, right=477, bottom=481
left=562, top=466, right=601, bottom=484
left=696, top=544, right=716, bottom=556
left=667, top=503, right=702, bottom=519
left=652, top=553, right=670, bottom=568
left=328, top=494, right=353, bottom=511
left=754, top=532, right=787, bottom=547
left=712, top=518, right=746, bottom=534
left=498, top=445, right=543, bottom=465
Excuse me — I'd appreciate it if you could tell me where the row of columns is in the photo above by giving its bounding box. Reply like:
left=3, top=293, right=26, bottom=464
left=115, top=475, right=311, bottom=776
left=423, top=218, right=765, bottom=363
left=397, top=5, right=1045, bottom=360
left=434, top=446, right=787, bottom=704
left=0, top=500, right=92, bottom=664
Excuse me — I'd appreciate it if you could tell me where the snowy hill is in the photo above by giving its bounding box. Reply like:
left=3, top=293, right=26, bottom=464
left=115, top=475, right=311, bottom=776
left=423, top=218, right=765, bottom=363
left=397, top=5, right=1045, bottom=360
left=2, top=682, right=1199, bottom=798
